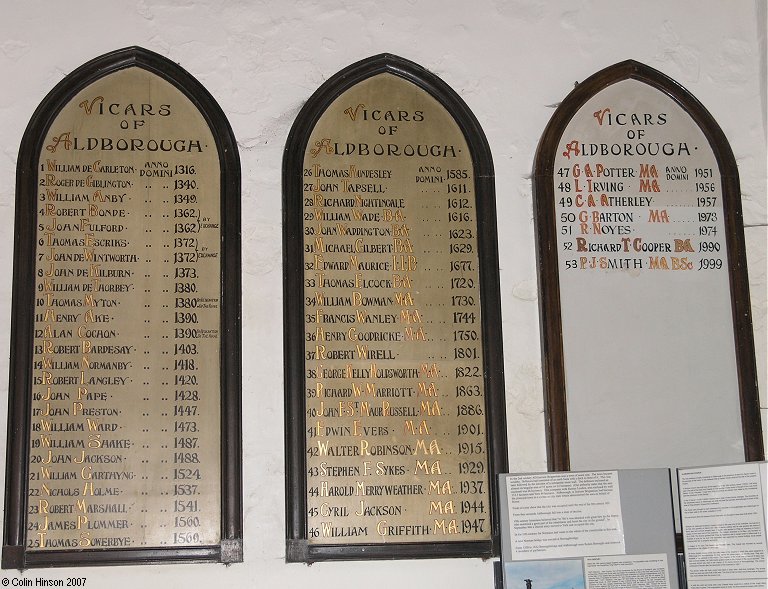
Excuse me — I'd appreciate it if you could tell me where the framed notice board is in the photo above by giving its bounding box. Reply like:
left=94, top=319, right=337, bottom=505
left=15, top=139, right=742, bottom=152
left=3, top=47, right=242, bottom=568
left=533, top=60, right=763, bottom=473
left=283, top=54, right=508, bottom=561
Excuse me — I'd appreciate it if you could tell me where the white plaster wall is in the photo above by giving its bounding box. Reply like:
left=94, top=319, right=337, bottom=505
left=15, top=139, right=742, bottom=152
left=0, top=1, right=764, bottom=587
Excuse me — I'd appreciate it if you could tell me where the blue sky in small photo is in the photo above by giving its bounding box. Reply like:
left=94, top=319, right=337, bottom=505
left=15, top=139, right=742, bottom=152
left=504, top=560, right=585, bottom=589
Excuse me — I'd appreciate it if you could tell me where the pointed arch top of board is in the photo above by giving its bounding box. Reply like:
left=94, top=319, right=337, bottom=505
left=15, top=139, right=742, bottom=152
left=534, top=59, right=737, bottom=178
left=284, top=53, right=494, bottom=182
left=4, top=46, right=242, bottom=569
left=18, top=46, right=240, bottom=183
left=283, top=53, right=507, bottom=562
left=532, top=59, right=763, bottom=472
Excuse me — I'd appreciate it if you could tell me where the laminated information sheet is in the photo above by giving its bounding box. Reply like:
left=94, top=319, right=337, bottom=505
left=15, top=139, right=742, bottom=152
left=679, top=463, right=768, bottom=589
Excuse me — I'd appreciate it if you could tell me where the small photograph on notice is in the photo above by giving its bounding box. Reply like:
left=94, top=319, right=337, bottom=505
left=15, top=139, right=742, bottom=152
left=504, top=559, right=585, bottom=589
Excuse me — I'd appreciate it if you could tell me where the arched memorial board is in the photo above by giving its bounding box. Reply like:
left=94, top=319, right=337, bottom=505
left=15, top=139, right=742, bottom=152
left=533, top=60, right=763, bottom=473
left=3, top=47, right=242, bottom=568
left=283, top=54, right=507, bottom=561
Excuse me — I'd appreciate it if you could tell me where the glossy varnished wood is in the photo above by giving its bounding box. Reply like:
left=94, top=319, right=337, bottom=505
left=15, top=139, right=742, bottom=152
left=3, top=46, right=242, bottom=569
left=532, top=60, right=763, bottom=471
left=283, top=54, right=508, bottom=562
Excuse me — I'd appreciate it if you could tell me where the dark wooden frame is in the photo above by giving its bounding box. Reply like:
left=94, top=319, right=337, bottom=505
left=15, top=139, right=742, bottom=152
left=3, top=46, right=242, bottom=569
left=533, top=59, right=764, bottom=472
left=283, top=54, right=508, bottom=562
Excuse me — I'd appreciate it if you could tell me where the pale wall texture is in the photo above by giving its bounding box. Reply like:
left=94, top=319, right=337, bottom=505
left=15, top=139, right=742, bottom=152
left=0, top=1, right=765, bottom=588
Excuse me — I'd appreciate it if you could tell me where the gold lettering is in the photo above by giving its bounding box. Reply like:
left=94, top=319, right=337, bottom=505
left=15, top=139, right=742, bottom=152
left=428, top=480, right=451, bottom=494
left=404, top=420, right=431, bottom=435
left=434, top=519, right=458, bottom=534
left=414, top=439, right=441, bottom=455
left=429, top=500, right=455, bottom=514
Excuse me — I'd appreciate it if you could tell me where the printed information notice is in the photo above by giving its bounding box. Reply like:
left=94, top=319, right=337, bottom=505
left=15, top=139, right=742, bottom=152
left=585, top=554, right=670, bottom=589
left=506, top=471, right=625, bottom=559
left=679, top=463, right=768, bottom=589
